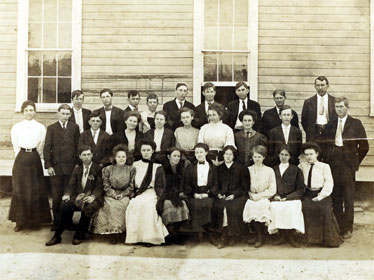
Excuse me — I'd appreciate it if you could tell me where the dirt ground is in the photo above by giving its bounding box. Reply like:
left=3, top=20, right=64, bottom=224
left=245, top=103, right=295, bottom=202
left=0, top=197, right=373, bottom=279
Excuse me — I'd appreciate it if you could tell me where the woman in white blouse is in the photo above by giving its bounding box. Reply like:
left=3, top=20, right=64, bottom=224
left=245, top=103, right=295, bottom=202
left=9, top=101, right=51, bottom=231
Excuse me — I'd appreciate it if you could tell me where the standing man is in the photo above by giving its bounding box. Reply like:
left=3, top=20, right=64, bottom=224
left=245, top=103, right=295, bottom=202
left=44, top=104, right=80, bottom=230
left=301, top=76, right=337, bottom=159
left=69, top=90, right=91, bottom=133
left=93, top=88, right=124, bottom=135
left=226, top=81, right=262, bottom=133
left=163, top=82, right=195, bottom=131
left=262, top=89, right=299, bottom=137
left=124, top=90, right=141, bottom=113
left=326, top=97, right=369, bottom=239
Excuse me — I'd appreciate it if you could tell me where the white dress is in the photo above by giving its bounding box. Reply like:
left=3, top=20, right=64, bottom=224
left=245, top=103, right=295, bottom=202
left=125, top=160, right=168, bottom=244
left=198, top=121, right=235, bottom=151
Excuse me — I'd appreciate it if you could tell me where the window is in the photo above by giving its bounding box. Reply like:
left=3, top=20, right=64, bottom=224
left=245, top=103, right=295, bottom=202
left=193, top=0, right=258, bottom=104
left=16, top=0, right=82, bottom=112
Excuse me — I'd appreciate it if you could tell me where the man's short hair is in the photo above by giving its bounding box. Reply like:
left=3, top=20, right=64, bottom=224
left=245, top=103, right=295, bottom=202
left=334, top=96, right=349, bottom=108
left=89, top=111, right=103, bottom=121
left=272, top=89, right=286, bottom=97
left=314, top=76, right=329, bottom=85
left=202, top=82, right=216, bottom=92
left=176, top=82, right=188, bottom=90
left=71, top=90, right=83, bottom=100
left=279, top=105, right=293, bottom=114
left=100, top=88, right=113, bottom=97
left=194, top=142, right=209, bottom=152
left=235, top=81, right=249, bottom=90
left=146, top=93, right=159, bottom=102
left=78, top=145, right=93, bottom=155
left=128, top=90, right=140, bottom=98
left=58, top=104, right=71, bottom=112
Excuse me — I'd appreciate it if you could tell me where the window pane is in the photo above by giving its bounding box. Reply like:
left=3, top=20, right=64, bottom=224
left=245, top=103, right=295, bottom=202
left=234, top=0, right=248, bottom=27
left=28, top=51, right=42, bottom=76
left=203, top=53, right=217, bottom=81
left=234, top=54, right=248, bottom=81
left=204, top=27, right=217, bottom=49
left=44, top=0, right=57, bottom=23
left=59, top=0, right=72, bottom=22
left=43, top=52, right=57, bottom=76
left=234, top=27, right=248, bottom=50
left=43, top=23, right=57, bottom=48
left=219, top=0, right=233, bottom=27
left=43, top=78, right=57, bottom=103
left=28, top=23, right=42, bottom=48
left=58, top=52, right=72, bottom=76
left=219, top=27, right=232, bottom=50
left=29, top=0, right=42, bottom=22
left=218, top=53, right=232, bottom=81
left=204, top=0, right=218, bottom=28
left=58, top=23, right=72, bottom=48
left=28, top=78, right=41, bottom=102
left=58, top=78, right=71, bottom=103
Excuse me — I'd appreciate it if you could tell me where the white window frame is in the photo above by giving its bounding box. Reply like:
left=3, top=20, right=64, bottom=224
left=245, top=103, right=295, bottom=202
left=16, top=0, right=82, bottom=112
left=193, top=0, right=258, bottom=105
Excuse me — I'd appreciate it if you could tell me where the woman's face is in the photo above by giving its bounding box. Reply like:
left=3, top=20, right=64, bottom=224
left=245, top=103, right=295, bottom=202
left=141, top=144, right=154, bottom=160
left=208, top=110, right=220, bottom=123
left=242, top=115, right=254, bottom=130
left=168, top=150, right=181, bottom=165
left=223, top=149, right=234, bottom=164
left=181, top=111, right=193, bottom=126
left=115, top=151, right=127, bottom=165
left=195, top=147, right=208, bottom=163
left=23, top=105, right=36, bottom=120
left=125, top=116, right=138, bottom=130
left=304, top=148, right=318, bottom=164
left=155, top=113, right=166, bottom=129
left=279, top=149, right=291, bottom=164
left=252, top=151, right=265, bottom=165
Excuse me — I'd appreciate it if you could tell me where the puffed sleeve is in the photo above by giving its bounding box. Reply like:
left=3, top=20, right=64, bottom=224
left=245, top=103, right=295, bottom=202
left=122, top=166, right=136, bottom=198
left=252, top=167, right=276, bottom=201
left=317, top=163, right=334, bottom=201
left=224, top=124, right=236, bottom=148
left=11, top=123, right=21, bottom=157
left=102, top=166, right=117, bottom=199
left=36, top=124, right=46, bottom=158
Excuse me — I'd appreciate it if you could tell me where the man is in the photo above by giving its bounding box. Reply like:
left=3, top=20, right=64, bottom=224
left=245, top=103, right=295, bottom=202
left=46, top=145, right=104, bottom=246
left=140, top=93, right=158, bottom=133
left=268, top=105, right=302, bottom=166
left=44, top=104, right=80, bottom=229
left=163, top=82, right=195, bottom=131
left=69, top=90, right=91, bottom=133
left=226, top=81, right=262, bottom=133
left=262, top=89, right=299, bottom=137
left=78, top=111, right=110, bottom=167
left=124, top=90, right=141, bottom=113
left=325, top=97, right=369, bottom=239
left=301, top=76, right=337, bottom=160
left=93, top=88, right=124, bottom=135
left=193, top=82, right=224, bottom=129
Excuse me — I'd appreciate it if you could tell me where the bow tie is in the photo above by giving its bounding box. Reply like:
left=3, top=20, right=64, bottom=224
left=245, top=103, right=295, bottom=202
left=198, top=161, right=206, bottom=165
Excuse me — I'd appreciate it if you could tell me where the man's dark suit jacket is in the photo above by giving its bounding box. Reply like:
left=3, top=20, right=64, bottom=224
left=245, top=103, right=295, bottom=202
left=301, top=94, right=336, bottom=141
left=262, top=107, right=299, bottom=137
left=93, top=106, right=124, bottom=134
left=79, top=129, right=110, bottom=165
left=183, top=163, right=218, bottom=196
left=44, top=121, right=80, bottom=176
left=325, top=115, right=369, bottom=171
left=192, top=101, right=226, bottom=129
left=268, top=125, right=302, bottom=166
left=144, top=128, right=176, bottom=151
left=69, top=107, right=92, bottom=132
left=162, top=99, right=195, bottom=130
left=273, top=164, right=305, bottom=200
left=106, top=130, right=144, bottom=162
left=226, top=98, right=262, bottom=132
left=64, top=162, right=104, bottom=205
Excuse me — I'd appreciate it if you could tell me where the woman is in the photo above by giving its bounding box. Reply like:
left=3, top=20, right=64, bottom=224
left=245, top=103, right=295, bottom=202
left=299, top=142, right=342, bottom=247
left=90, top=144, right=135, bottom=244
left=198, top=103, right=235, bottom=165
left=9, top=101, right=51, bottom=231
left=268, top=145, right=305, bottom=247
left=155, top=148, right=189, bottom=245
left=243, top=145, right=276, bottom=248
left=234, top=110, right=267, bottom=167
left=125, top=139, right=168, bottom=245
left=213, top=145, right=249, bottom=249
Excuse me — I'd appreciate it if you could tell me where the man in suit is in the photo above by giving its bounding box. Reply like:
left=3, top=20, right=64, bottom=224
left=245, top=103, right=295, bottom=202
left=301, top=76, right=337, bottom=160
left=69, top=90, right=91, bottom=133
left=44, top=104, right=80, bottom=229
left=325, top=97, right=369, bottom=239
left=79, top=111, right=110, bottom=167
left=268, top=105, right=302, bottom=166
left=193, top=82, right=224, bottom=129
left=262, top=89, right=299, bottom=137
left=163, top=82, right=195, bottom=131
left=46, top=145, right=104, bottom=246
left=124, top=90, right=141, bottom=113
left=226, top=81, right=262, bottom=133
left=93, top=88, right=124, bottom=135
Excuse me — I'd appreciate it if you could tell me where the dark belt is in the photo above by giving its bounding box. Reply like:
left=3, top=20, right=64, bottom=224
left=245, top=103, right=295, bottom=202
left=315, top=124, right=327, bottom=129
left=21, top=148, right=36, bottom=152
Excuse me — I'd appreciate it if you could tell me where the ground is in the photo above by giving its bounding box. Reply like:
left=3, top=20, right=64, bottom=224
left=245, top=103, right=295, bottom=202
left=0, top=197, right=373, bottom=279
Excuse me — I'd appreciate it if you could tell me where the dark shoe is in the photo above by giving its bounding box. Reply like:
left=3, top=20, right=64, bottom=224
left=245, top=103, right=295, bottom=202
left=46, top=235, right=61, bottom=246
left=72, top=235, right=83, bottom=245
left=343, top=231, right=352, bottom=239
left=110, top=238, right=117, bottom=245
left=247, top=235, right=257, bottom=245
left=217, top=240, right=226, bottom=249
left=254, top=235, right=263, bottom=248
left=227, top=237, right=236, bottom=246
left=50, top=225, right=57, bottom=232
left=288, top=235, right=300, bottom=248
left=273, top=234, right=285, bottom=245
left=209, top=234, right=219, bottom=246
left=14, top=225, right=22, bottom=232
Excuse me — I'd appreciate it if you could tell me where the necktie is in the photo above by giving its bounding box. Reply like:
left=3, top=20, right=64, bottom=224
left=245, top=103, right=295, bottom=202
left=284, top=126, right=289, bottom=144
left=62, top=123, right=66, bottom=131
left=92, top=130, right=97, bottom=144
left=242, top=100, right=246, bottom=111
left=134, top=107, right=138, bottom=111
left=84, top=166, right=89, bottom=177
left=335, top=119, right=343, bottom=146
left=307, top=163, right=314, bottom=189
left=319, top=99, right=324, bottom=115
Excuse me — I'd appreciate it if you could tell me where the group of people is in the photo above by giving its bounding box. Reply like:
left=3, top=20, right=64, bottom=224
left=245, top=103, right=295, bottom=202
left=9, top=76, right=369, bottom=249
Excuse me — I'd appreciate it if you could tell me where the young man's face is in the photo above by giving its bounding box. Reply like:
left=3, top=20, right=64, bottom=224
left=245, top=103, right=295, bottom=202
left=273, top=93, right=285, bottom=108
left=235, top=85, right=249, bottom=100
left=147, top=98, right=158, bottom=112
left=58, top=108, right=71, bottom=122
left=79, top=149, right=93, bottom=165
left=335, top=101, right=348, bottom=118
left=280, top=108, right=293, bottom=126
left=89, top=116, right=102, bottom=131
left=314, top=79, right=329, bottom=97
left=128, top=94, right=140, bottom=107
left=203, top=87, right=216, bottom=102
left=155, top=114, right=166, bottom=129
left=100, top=91, right=112, bottom=107
left=304, top=148, right=318, bottom=164
left=176, top=85, right=188, bottom=101
left=72, top=94, right=84, bottom=109
left=195, top=147, right=208, bottom=162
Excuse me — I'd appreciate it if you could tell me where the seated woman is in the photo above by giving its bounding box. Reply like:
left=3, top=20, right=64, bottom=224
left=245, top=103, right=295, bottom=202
left=183, top=143, right=218, bottom=240
left=90, top=144, right=136, bottom=244
left=299, top=142, right=343, bottom=247
left=213, top=145, right=250, bottom=249
left=155, top=148, right=189, bottom=245
left=268, top=144, right=305, bottom=247
left=198, top=103, right=235, bottom=165
left=243, top=145, right=276, bottom=248
left=125, top=139, right=168, bottom=246
left=234, top=110, right=267, bottom=167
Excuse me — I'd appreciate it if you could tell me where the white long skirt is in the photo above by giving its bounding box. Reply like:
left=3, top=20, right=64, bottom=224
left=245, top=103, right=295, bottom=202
left=242, top=198, right=271, bottom=226
left=268, top=200, right=305, bottom=234
left=125, top=188, right=168, bottom=245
